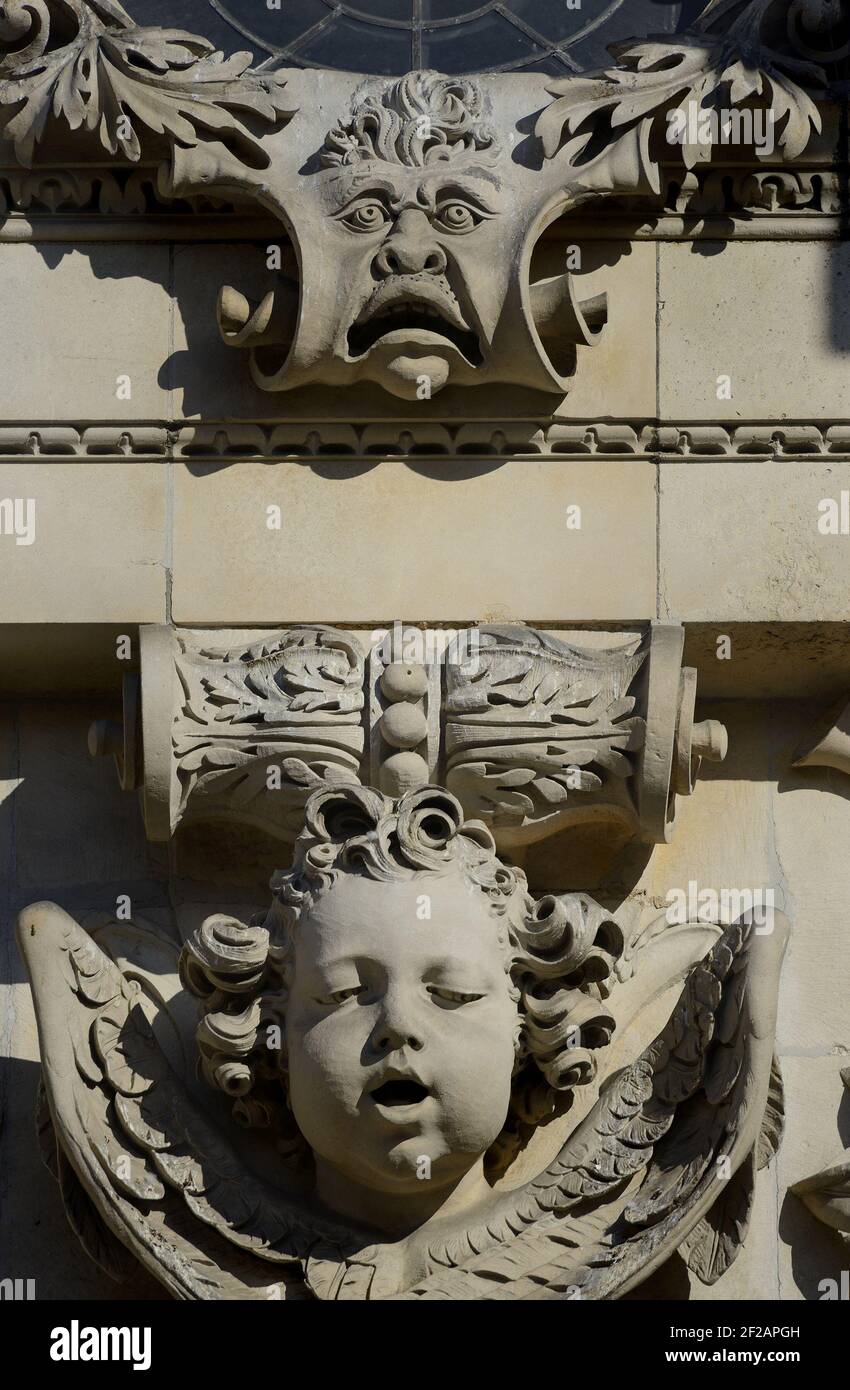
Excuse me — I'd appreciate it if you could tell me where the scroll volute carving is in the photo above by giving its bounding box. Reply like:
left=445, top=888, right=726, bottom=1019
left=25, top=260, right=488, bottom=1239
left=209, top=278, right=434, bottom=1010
left=90, top=622, right=726, bottom=850
left=444, top=623, right=726, bottom=849
left=134, top=625, right=367, bottom=843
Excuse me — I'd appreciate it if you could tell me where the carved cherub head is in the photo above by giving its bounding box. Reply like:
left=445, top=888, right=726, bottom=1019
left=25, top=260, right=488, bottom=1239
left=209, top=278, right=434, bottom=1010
left=181, top=785, right=622, bottom=1234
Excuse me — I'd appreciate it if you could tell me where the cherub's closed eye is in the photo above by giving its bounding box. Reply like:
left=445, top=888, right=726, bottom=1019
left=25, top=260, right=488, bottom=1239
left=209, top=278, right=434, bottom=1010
left=427, top=985, right=486, bottom=1008
left=315, top=985, right=365, bottom=1006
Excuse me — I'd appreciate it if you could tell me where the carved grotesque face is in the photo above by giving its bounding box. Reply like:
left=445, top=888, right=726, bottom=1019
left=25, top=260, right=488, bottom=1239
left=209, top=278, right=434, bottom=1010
left=219, top=70, right=607, bottom=398
left=325, top=162, right=502, bottom=398
left=285, top=871, right=518, bottom=1204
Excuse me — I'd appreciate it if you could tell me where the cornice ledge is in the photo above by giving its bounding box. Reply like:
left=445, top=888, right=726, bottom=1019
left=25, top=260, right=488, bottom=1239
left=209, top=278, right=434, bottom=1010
left=2, top=158, right=847, bottom=243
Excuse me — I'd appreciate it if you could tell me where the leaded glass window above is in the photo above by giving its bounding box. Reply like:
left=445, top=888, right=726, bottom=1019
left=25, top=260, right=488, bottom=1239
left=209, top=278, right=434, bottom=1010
left=126, top=0, right=697, bottom=75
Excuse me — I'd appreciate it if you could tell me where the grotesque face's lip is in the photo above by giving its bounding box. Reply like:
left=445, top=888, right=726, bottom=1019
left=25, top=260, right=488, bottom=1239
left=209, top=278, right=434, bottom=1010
left=347, top=277, right=482, bottom=366
left=365, top=1066, right=433, bottom=1118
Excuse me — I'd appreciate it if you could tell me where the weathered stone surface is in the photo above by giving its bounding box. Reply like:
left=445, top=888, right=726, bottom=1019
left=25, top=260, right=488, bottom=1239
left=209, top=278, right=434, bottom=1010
left=774, top=736, right=850, bottom=1056
left=171, top=459, right=657, bottom=623
left=0, top=464, right=167, bottom=622
left=0, top=703, right=168, bottom=1300
left=778, top=1057, right=850, bottom=1301
left=0, top=244, right=171, bottom=421
left=659, top=242, right=850, bottom=421
left=551, top=241, right=657, bottom=422
left=659, top=462, right=850, bottom=621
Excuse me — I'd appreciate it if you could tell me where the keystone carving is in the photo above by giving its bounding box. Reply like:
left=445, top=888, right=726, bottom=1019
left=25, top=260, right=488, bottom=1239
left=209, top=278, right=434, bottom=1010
left=1, top=0, right=832, bottom=399
left=91, top=622, right=727, bottom=849
left=18, top=783, right=789, bottom=1299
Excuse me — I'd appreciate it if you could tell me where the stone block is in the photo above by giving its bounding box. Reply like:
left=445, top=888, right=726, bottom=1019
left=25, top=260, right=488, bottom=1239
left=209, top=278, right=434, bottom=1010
left=0, top=464, right=167, bottom=622
left=171, top=459, right=657, bottom=623
left=0, top=244, right=171, bottom=421
left=660, top=461, right=850, bottom=621
left=659, top=241, right=850, bottom=421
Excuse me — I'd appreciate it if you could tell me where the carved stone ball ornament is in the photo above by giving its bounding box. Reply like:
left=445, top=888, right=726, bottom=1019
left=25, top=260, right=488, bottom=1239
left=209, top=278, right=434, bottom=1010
left=19, top=782, right=788, bottom=1298
left=0, top=0, right=836, bottom=399
left=91, top=622, right=728, bottom=850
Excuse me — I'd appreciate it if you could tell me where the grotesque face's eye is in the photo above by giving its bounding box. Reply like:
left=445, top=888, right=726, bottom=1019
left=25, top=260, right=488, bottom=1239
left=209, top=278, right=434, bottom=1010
left=339, top=200, right=390, bottom=233
left=434, top=201, right=480, bottom=234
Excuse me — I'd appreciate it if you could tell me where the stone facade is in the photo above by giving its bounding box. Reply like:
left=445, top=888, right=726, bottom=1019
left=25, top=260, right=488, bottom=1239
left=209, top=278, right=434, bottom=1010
left=1, top=0, right=849, bottom=1301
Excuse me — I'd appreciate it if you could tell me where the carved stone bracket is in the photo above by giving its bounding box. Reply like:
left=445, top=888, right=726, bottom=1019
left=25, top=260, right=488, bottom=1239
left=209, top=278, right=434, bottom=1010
left=1, top=0, right=837, bottom=401
left=92, top=621, right=726, bottom=849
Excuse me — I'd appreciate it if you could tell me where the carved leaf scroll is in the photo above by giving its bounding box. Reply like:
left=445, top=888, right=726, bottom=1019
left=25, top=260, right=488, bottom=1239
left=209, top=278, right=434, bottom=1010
left=537, top=0, right=825, bottom=195
left=172, top=627, right=365, bottom=839
left=445, top=627, right=647, bottom=834
left=0, top=0, right=294, bottom=168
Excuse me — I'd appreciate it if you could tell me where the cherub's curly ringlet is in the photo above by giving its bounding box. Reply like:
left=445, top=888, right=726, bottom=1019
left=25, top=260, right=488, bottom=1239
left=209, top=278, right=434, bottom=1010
left=181, top=783, right=624, bottom=1177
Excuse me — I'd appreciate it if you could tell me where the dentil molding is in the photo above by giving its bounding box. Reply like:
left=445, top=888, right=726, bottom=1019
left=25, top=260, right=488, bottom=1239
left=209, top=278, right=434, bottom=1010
left=4, top=420, right=850, bottom=460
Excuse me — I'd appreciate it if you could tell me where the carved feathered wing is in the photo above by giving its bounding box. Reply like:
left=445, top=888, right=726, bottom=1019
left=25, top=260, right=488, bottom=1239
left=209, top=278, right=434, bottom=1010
left=395, top=912, right=788, bottom=1300
left=17, top=902, right=360, bottom=1300
left=20, top=902, right=787, bottom=1300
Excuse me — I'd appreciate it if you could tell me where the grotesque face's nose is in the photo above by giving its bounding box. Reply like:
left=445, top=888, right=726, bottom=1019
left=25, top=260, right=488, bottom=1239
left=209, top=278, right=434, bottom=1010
left=371, top=984, right=426, bottom=1055
left=373, top=208, right=447, bottom=279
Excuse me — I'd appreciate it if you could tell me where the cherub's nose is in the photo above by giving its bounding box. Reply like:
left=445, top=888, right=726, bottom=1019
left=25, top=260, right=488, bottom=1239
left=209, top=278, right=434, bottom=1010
left=371, top=989, right=425, bottom=1054
left=373, top=209, right=447, bottom=279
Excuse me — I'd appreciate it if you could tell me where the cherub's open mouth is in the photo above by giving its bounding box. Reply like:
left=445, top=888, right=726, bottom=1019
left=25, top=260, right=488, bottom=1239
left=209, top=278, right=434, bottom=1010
left=347, top=304, right=482, bottom=364
left=370, top=1079, right=430, bottom=1107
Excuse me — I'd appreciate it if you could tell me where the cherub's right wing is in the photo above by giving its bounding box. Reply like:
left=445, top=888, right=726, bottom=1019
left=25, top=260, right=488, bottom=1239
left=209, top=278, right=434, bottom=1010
left=17, top=902, right=351, bottom=1299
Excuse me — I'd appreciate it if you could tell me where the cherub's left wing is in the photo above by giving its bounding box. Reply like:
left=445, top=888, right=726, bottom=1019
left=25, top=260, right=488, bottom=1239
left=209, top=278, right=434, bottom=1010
left=405, top=912, right=787, bottom=1300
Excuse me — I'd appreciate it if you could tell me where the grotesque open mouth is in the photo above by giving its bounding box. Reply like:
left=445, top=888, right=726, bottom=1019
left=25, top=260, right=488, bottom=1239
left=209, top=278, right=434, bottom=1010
left=370, top=1079, right=430, bottom=1107
left=347, top=279, right=482, bottom=365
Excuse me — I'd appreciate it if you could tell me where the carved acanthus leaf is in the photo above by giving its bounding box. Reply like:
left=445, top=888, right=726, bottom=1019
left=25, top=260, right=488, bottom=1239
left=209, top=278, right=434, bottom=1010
left=0, top=0, right=294, bottom=167
left=172, top=627, right=365, bottom=838
left=537, top=0, right=826, bottom=193
left=445, top=627, right=647, bottom=834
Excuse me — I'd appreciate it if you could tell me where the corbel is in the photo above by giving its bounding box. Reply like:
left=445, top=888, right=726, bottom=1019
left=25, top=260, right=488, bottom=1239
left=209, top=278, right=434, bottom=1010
left=90, top=621, right=726, bottom=851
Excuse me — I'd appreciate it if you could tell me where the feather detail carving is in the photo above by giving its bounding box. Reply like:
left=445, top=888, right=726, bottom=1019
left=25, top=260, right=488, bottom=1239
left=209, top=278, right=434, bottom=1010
left=18, top=899, right=788, bottom=1300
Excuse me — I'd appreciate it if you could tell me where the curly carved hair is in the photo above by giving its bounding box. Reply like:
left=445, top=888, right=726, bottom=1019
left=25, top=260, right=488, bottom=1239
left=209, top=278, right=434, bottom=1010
left=319, top=70, right=497, bottom=169
left=180, top=785, right=623, bottom=1177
